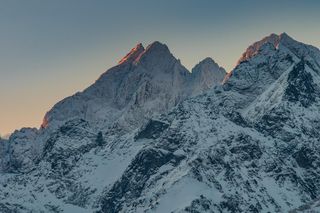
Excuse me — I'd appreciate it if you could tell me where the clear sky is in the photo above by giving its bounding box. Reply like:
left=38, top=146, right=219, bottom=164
left=0, top=0, right=319, bottom=136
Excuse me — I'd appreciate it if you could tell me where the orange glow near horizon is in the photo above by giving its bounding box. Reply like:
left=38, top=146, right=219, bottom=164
left=1, top=0, right=320, bottom=137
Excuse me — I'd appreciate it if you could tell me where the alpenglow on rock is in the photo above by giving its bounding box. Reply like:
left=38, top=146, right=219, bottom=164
left=1, top=33, right=320, bottom=213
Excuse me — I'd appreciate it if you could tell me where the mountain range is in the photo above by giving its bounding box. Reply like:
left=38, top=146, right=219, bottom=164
left=1, top=33, right=320, bottom=213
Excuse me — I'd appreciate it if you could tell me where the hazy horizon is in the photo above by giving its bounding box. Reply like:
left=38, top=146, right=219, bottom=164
left=1, top=0, right=320, bottom=136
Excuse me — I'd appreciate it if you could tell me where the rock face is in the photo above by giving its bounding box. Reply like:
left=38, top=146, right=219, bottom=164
left=1, top=33, right=320, bottom=213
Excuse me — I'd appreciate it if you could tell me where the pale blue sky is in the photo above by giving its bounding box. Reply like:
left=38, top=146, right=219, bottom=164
left=1, top=0, right=319, bottom=135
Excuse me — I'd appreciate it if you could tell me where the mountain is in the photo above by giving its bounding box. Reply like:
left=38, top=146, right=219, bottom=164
left=42, top=42, right=224, bottom=133
left=1, top=33, right=320, bottom=213
left=0, top=40, right=226, bottom=212
left=0, top=41, right=225, bottom=174
left=41, top=41, right=190, bottom=131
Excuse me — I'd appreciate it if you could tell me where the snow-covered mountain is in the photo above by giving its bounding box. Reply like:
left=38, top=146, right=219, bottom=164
left=42, top=41, right=225, bottom=132
left=1, top=33, right=320, bottom=213
left=0, top=41, right=225, bottom=174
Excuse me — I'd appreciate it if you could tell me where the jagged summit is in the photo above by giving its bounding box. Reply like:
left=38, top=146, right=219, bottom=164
left=200, top=57, right=216, bottom=63
left=237, top=32, right=296, bottom=64
left=192, top=57, right=226, bottom=81
left=224, top=32, right=320, bottom=99
left=133, top=41, right=176, bottom=69
left=192, top=57, right=224, bottom=73
left=237, top=32, right=320, bottom=67
left=190, top=57, right=226, bottom=95
left=279, top=32, right=291, bottom=40
left=193, top=57, right=215, bottom=68
left=145, top=41, right=170, bottom=53
left=118, top=43, right=145, bottom=65
left=117, top=41, right=176, bottom=70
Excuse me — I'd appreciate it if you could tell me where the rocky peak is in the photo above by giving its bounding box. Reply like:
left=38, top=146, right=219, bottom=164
left=134, top=41, right=179, bottom=72
left=237, top=32, right=300, bottom=64
left=118, top=43, right=145, bottom=65
left=193, top=57, right=216, bottom=70
left=278, top=32, right=298, bottom=46
left=192, top=57, right=227, bottom=80
left=279, top=32, right=291, bottom=41
left=192, top=57, right=225, bottom=75
left=190, top=57, right=226, bottom=95
left=237, top=33, right=280, bottom=64
left=145, top=41, right=170, bottom=53
left=224, top=33, right=312, bottom=97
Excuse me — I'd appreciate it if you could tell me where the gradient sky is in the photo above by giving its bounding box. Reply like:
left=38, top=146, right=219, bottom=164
left=1, top=0, right=319, bottom=136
